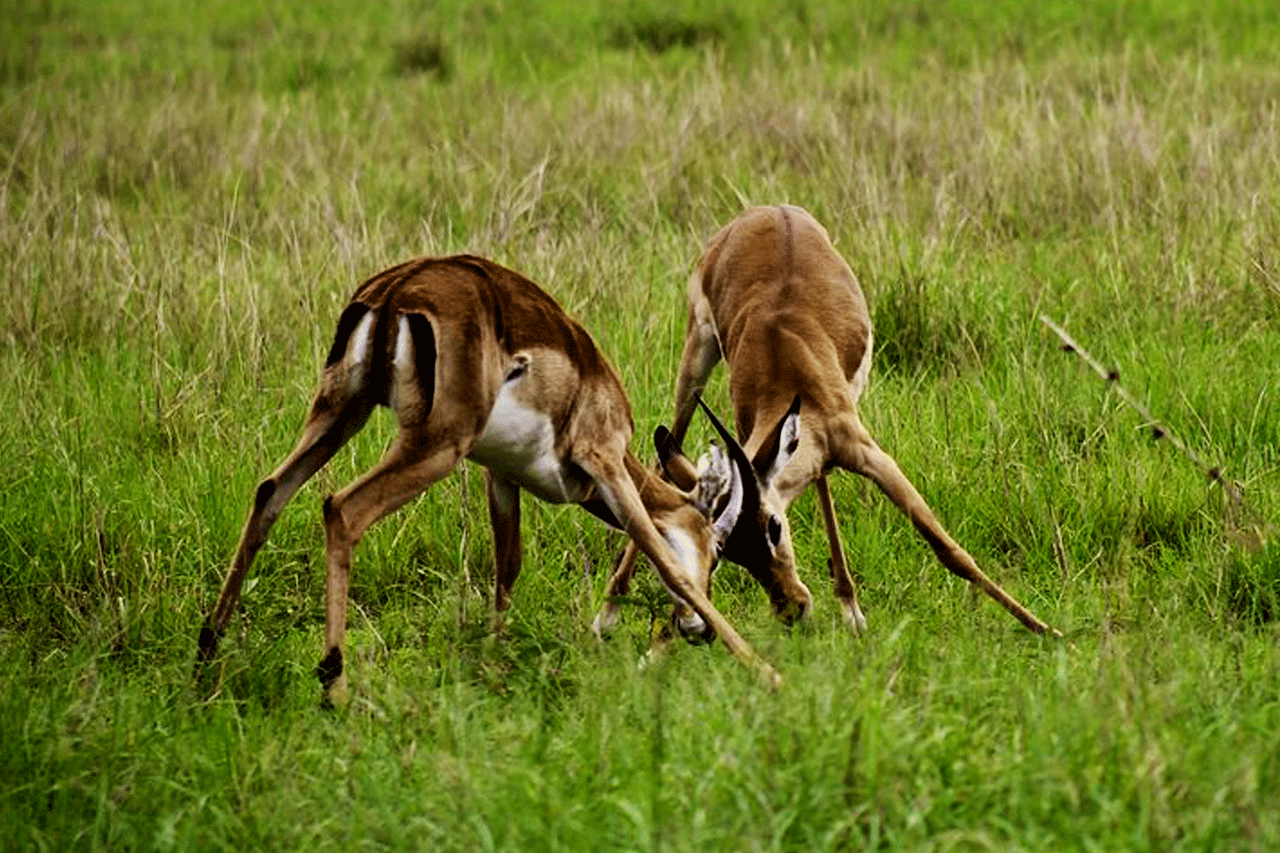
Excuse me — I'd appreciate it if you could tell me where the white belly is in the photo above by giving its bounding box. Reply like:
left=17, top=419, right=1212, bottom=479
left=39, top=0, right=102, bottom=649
left=468, top=385, right=589, bottom=504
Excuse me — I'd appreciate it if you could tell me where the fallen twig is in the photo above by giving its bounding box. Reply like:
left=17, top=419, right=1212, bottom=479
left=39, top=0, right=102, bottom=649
left=1039, top=314, right=1271, bottom=549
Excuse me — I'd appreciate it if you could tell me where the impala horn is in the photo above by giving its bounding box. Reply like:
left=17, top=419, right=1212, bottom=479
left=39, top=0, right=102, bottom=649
left=694, top=394, right=763, bottom=547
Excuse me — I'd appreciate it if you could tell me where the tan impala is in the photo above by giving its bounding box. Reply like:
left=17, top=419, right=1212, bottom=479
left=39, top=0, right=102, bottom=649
left=196, top=254, right=789, bottom=698
left=594, top=206, right=1060, bottom=639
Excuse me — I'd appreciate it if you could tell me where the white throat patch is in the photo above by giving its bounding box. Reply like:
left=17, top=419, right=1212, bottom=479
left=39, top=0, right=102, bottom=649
left=468, top=356, right=587, bottom=504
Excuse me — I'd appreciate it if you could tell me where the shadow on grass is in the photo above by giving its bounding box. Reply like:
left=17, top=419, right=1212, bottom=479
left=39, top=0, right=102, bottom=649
left=607, top=11, right=735, bottom=54
left=1221, top=540, right=1280, bottom=625
left=391, top=32, right=452, bottom=80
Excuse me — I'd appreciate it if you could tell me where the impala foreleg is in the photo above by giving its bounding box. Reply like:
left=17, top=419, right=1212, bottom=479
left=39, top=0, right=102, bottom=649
left=592, top=539, right=640, bottom=639
left=592, top=524, right=714, bottom=645
left=669, top=306, right=722, bottom=445
left=486, top=473, right=522, bottom=613
left=580, top=448, right=780, bottom=686
left=613, top=352, right=735, bottom=642
left=814, top=474, right=867, bottom=633
left=590, top=428, right=705, bottom=640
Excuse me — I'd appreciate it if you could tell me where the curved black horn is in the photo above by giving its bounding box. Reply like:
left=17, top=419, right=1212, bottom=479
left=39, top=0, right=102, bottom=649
left=694, top=394, right=770, bottom=569
left=694, top=394, right=755, bottom=483
left=694, top=393, right=763, bottom=528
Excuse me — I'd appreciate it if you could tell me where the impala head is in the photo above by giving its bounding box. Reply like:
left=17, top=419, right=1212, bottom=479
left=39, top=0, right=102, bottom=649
left=658, top=395, right=814, bottom=624
left=654, top=434, right=741, bottom=643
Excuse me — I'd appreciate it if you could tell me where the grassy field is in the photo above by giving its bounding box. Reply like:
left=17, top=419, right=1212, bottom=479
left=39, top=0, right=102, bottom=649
left=4, top=0, right=1280, bottom=849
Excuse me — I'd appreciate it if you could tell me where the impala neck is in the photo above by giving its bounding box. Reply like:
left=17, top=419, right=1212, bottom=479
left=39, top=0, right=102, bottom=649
left=577, top=451, right=691, bottom=533
left=623, top=451, right=688, bottom=515
left=742, top=402, right=833, bottom=506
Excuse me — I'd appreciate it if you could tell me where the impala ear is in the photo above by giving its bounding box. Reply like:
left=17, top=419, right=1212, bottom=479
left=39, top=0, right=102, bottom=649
left=752, top=394, right=802, bottom=486
left=693, top=444, right=743, bottom=540
left=653, top=425, right=697, bottom=491
left=693, top=394, right=762, bottom=543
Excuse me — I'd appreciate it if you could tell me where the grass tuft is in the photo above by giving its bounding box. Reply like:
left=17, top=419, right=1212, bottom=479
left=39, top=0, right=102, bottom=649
left=1221, top=540, right=1280, bottom=625
left=3, top=0, right=1280, bottom=849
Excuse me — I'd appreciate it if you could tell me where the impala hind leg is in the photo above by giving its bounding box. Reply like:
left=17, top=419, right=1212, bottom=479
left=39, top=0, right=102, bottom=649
left=815, top=474, right=867, bottom=633
left=839, top=420, right=1060, bottom=638
left=197, top=397, right=374, bottom=671
left=318, top=440, right=466, bottom=703
left=198, top=304, right=381, bottom=676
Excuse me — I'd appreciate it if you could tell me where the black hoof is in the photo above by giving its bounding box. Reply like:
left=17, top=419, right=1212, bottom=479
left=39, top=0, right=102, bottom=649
left=315, top=646, right=343, bottom=689
left=193, top=620, right=224, bottom=684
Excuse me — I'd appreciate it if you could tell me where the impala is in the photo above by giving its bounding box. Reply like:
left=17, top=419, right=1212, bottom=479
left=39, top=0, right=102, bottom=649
left=196, top=253, right=786, bottom=699
left=594, top=206, right=1060, bottom=639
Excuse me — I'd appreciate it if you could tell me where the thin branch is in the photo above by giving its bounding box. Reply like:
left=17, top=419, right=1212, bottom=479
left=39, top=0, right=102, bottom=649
left=1039, top=315, right=1264, bottom=526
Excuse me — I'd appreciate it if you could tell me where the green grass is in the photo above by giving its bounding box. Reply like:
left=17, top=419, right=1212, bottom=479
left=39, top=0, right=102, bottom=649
left=4, top=0, right=1280, bottom=850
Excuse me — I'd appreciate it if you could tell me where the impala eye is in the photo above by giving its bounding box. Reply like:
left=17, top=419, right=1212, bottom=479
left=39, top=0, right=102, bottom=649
left=767, top=515, right=782, bottom=548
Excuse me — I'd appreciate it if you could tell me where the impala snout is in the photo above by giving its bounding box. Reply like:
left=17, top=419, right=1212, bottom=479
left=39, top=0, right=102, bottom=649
left=692, top=393, right=815, bottom=625
left=769, top=577, right=813, bottom=625
left=719, top=508, right=813, bottom=624
left=753, top=549, right=814, bottom=625
left=676, top=608, right=717, bottom=644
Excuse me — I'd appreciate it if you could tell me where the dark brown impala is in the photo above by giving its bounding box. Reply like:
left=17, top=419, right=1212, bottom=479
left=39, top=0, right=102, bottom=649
left=196, top=254, right=791, bottom=699
left=594, top=206, right=1061, bottom=639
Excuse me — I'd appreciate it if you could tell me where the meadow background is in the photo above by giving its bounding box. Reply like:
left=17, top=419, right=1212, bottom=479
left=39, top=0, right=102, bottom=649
left=3, top=0, right=1280, bottom=849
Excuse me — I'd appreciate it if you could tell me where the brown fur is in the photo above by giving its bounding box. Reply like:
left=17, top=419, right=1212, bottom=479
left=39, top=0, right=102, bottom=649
left=597, top=207, right=1060, bottom=638
left=197, top=255, right=781, bottom=700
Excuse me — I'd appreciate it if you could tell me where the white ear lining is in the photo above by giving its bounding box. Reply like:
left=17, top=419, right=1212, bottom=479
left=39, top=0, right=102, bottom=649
left=693, top=445, right=725, bottom=512
left=764, top=411, right=801, bottom=485
left=704, top=445, right=744, bottom=540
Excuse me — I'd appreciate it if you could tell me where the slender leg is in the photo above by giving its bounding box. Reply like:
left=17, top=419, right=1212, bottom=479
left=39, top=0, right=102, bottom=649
left=814, top=474, right=867, bottom=632
left=594, top=307, right=720, bottom=639
left=669, top=313, right=722, bottom=445
left=592, top=540, right=639, bottom=639
left=197, top=396, right=373, bottom=672
left=317, top=440, right=466, bottom=702
left=838, top=420, right=1060, bottom=638
left=486, top=473, right=522, bottom=612
left=578, top=446, right=780, bottom=686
